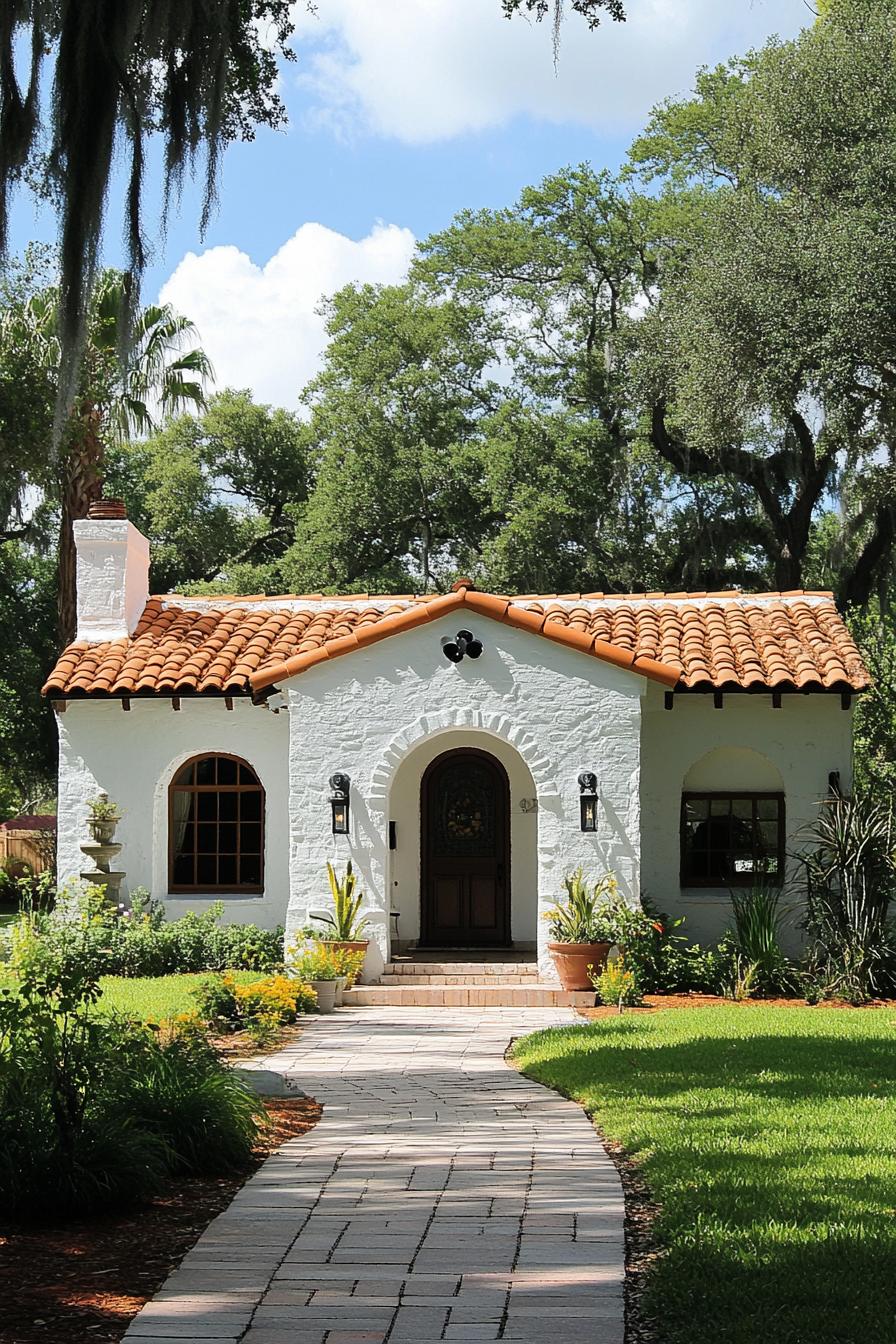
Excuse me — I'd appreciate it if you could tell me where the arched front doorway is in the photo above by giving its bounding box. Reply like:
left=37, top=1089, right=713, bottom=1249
left=420, top=747, right=510, bottom=948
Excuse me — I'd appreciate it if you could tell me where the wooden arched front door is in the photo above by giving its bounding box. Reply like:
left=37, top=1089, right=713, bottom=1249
left=420, top=748, right=510, bottom=948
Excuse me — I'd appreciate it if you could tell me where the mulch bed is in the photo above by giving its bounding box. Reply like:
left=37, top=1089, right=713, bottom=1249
left=578, top=992, right=896, bottom=1018
left=0, top=1096, right=321, bottom=1344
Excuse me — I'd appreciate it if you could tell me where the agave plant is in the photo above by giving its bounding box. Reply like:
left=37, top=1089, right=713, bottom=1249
left=314, top=860, right=369, bottom=942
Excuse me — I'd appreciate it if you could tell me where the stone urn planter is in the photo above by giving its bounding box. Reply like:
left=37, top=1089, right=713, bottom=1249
left=88, top=816, right=118, bottom=844
left=548, top=941, right=612, bottom=992
left=334, top=975, right=347, bottom=1007
left=310, top=979, right=338, bottom=1014
left=87, top=792, right=122, bottom=846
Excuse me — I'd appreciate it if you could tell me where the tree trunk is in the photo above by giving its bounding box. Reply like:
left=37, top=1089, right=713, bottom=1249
left=840, top=501, right=895, bottom=609
left=57, top=404, right=104, bottom=646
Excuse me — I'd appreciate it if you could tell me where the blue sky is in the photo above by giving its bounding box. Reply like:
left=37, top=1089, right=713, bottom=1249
left=8, top=0, right=809, bottom=409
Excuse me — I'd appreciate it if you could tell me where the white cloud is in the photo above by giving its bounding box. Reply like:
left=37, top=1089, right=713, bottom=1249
left=290, top=0, right=808, bottom=143
left=158, top=222, right=417, bottom=407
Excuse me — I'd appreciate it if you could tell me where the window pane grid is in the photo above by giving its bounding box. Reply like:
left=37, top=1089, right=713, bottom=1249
left=169, top=755, right=264, bottom=894
left=681, top=792, right=784, bottom=887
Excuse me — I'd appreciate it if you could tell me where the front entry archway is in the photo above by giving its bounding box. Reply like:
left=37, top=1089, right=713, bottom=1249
left=420, top=747, right=510, bottom=948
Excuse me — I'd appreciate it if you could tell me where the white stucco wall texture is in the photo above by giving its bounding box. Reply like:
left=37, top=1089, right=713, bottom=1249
left=284, top=614, right=645, bottom=980
left=640, top=685, right=853, bottom=948
left=56, top=697, right=291, bottom=930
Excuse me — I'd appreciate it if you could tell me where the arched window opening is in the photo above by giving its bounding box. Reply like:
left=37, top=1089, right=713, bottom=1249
left=169, top=755, right=264, bottom=893
left=680, top=748, right=785, bottom=888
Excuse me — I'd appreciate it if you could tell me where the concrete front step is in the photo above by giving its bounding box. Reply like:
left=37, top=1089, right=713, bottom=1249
left=379, top=972, right=541, bottom=985
left=384, top=961, right=540, bottom=977
left=343, top=984, right=594, bottom=1008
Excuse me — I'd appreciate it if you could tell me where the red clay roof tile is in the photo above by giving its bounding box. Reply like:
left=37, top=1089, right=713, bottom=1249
left=41, top=588, right=870, bottom=699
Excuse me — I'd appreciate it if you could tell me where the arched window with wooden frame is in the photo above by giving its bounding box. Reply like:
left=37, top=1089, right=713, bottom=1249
left=169, top=755, right=264, bottom=894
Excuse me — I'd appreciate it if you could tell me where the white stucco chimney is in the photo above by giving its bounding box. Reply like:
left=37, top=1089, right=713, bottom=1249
left=73, top=499, right=150, bottom=642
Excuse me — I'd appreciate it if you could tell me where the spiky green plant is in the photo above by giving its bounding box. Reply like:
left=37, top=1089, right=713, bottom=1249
left=800, top=794, right=896, bottom=1002
left=315, top=861, right=368, bottom=942
left=542, top=868, right=621, bottom=943
left=729, top=884, right=794, bottom=995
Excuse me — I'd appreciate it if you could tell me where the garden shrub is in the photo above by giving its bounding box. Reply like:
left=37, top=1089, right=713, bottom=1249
left=218, top=920, right=285, bottom=972
left=107, top=1023, right=263, bottom=1176
left=3, top=886, right=285, bottom=977
left=618, top=901, right=727, bottom=994
left=0, top=856, right=33, bottom=903
left=323, top=944, right=366, bottom=987
left=0, top=865, right=56, bottom=912
left=192, top=972, right=240, bottom=1026
left=193, top=972, right=317, bottom=1036
left=286, top=941, right=344, bottom=983
left=0, top=908, right=264, bottom=1219
left=234, top=973, right=317, bottom=1023
left=592, top=957, right=641, bottom=1007
left=728, top=885, right=797, bottom=997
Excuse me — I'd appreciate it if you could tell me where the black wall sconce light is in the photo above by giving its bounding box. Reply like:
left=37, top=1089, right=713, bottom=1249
left=329, top=772, right=351, bottom=834
left=442, top=629, right=483, bottom=663
left=578, top=772, right=598, bottom=832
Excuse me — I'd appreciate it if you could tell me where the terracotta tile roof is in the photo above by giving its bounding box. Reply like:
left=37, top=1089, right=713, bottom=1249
left=41, top=586, right=869, bottom=699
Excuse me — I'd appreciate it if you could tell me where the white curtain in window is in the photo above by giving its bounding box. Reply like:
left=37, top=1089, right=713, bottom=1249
left=171, top=789, right=193, bottom=856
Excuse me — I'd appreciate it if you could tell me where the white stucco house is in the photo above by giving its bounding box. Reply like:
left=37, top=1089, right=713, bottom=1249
left=44, top=501, right=869, bottom=981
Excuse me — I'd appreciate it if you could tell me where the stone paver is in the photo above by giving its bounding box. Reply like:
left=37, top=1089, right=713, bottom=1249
left=125, top=1007, right=624, bottom=1344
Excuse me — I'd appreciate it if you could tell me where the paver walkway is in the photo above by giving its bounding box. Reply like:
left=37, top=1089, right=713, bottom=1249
left=125, top=1006, right=625, bottom=1344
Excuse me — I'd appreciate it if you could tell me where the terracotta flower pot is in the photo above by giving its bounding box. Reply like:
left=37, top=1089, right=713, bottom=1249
left=548, top=941, right=612, bottom=991
left=326, top=940, right=369, bottom=955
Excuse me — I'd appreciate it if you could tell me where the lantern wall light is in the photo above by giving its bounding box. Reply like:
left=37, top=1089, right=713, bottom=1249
left=329, top=772, right=351, bottom=834
left=578, top=771, right=598, bottom=832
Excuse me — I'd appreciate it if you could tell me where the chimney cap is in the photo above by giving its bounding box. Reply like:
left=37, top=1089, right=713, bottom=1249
left=451, top=577, right=474, bottom=592
left=87, top=498, right=127, bottom=521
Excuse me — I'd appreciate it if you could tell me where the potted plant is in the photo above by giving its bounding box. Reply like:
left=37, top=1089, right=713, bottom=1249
left=328, top=945, right=366, bottom=1005
left=543, top=868, right=622, bottom=991
left=287, top=943, right=342, bottom=1014
left=313, top=860, right=369, bottom=958
left=87, top=793, right=122, bottom=844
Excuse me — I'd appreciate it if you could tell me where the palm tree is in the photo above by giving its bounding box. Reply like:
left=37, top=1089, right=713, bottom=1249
left=20, top=270, right=213, bottom=643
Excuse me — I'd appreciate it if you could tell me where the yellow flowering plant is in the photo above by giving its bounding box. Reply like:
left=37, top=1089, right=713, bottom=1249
left=193, top=972, right=317, bottom=1032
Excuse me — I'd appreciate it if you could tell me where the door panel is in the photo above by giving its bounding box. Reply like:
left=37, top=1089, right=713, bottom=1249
left=432, top=876, right=463, bottom=936
left=469, top=874, right=501, bottom=932
left=421, top=749, right=510, bottom=947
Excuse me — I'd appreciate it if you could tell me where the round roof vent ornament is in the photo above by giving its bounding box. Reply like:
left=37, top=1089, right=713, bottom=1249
left=441, top=630, right=483, bottom=663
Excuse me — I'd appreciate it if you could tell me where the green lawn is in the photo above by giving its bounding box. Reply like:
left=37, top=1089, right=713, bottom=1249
left=97, top=971, right=264, bottom=1021
left=0, top=970, right=265, bottom=1021
left=513, top=1006, right=896, bottom=1344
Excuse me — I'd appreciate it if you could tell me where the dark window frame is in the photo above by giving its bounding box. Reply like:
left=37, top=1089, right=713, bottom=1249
left=680, top=791, right=785, bottom=889
left=168, top=753, right=265, bottom=895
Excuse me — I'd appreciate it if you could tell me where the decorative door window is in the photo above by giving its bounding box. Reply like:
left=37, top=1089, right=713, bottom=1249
left=434, top=761, right=497, bottom=858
